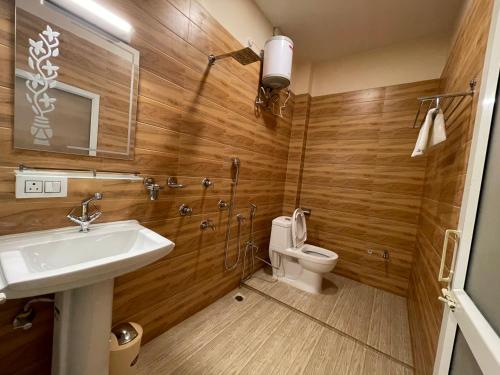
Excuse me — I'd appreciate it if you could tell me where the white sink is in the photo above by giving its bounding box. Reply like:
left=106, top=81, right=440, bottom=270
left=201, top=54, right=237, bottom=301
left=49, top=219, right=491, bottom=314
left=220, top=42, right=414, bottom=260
left=0, top=220, right=174, bottom=299
left=0, top=220, right=175, bottom=375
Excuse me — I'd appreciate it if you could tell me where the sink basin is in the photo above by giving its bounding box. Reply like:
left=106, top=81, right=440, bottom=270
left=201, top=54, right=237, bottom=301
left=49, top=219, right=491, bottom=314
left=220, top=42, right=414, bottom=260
left=0, top=220, right=174, bottom=299
left=0, top=220, right=175, bottom=375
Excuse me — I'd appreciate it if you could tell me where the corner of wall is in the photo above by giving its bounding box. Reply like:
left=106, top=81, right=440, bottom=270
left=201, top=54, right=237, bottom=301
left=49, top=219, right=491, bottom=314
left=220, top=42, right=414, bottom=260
left=282, top=93, right=311, bottom=215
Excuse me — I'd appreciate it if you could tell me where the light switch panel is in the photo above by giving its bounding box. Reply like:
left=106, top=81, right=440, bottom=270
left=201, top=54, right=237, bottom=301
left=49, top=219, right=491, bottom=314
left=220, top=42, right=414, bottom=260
left=16, top=175, right=68, bottom=198
left=44, top=180, right=62, bottom=193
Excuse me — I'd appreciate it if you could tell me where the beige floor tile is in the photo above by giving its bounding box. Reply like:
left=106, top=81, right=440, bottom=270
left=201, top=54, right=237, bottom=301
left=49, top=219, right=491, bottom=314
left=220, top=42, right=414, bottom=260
left=245, top=268, right=413, bottom=365
left=139, top=287, right=414, bottom=375
left=237, top=312, right=323, bottom=375
left=137, top=289, right=263, bottom=374
left=362, top=350, right=413, bottom=375
left=169, top=296, right=291, bottom=374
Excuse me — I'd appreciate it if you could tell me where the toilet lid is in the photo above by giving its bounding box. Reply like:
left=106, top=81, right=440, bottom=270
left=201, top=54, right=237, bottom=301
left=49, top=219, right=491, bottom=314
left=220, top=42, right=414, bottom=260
left=292, top=208, right=307, bottom=248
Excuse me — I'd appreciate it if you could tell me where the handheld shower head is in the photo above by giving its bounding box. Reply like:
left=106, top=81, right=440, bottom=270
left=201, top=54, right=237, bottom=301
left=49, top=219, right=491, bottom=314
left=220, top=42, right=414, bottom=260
left=231, top=157, right=241, bottom=186
left=249, top=203, right=257, bottom=217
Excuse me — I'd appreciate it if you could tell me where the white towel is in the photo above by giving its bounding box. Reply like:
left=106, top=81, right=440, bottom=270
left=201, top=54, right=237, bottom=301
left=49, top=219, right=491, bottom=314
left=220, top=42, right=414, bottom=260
left=429, top=109, right=447, bottom=146
left=411, top=108, right=436, bottom=157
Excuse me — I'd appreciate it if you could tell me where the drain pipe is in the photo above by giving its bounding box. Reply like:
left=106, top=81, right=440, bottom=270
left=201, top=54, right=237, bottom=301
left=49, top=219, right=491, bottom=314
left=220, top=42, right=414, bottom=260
left=13, top=298, right=55, bottom=330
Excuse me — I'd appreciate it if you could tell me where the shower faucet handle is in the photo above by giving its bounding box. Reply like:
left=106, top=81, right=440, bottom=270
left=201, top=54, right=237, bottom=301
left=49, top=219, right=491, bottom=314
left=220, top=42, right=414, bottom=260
left=201, top=178, right=213, bottom=188
left=200, top=219, right=216, bottom=231
left=218, top=200, right=229, bottom=210
left=178, top=204, right=193, bottom=216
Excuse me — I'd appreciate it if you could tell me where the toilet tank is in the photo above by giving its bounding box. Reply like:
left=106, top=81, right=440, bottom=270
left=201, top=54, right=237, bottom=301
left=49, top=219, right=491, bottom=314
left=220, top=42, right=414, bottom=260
left=269, top=216, right=293, bottom=252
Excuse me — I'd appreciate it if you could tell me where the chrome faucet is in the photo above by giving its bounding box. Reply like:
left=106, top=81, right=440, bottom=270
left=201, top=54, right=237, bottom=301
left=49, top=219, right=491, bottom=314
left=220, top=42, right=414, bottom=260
left=67, top=193, right=103, bottom=232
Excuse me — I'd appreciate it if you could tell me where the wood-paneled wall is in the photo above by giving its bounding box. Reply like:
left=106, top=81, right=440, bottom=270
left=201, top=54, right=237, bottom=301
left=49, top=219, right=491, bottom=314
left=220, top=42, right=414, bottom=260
left=290, top=80, right=440, bottom=296
left=282, top=93, right=310, bottom=214
left=0, top=0, right=293, bottom=373
left=408, top=1, right=493, bottom=374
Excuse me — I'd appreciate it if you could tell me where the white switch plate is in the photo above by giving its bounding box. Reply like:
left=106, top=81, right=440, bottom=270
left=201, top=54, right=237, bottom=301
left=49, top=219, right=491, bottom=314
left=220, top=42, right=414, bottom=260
left=16, top=175, right=68, bottom=198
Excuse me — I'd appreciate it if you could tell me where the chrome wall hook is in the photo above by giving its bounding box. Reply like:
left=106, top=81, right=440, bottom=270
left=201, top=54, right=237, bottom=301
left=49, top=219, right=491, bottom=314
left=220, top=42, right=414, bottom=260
left=167, top=177, right=185, bottom=189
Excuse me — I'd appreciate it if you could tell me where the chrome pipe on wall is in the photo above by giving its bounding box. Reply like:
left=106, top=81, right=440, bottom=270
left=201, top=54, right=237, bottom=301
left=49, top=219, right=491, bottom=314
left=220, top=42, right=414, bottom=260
left=223, top=157, right=243, bottom=271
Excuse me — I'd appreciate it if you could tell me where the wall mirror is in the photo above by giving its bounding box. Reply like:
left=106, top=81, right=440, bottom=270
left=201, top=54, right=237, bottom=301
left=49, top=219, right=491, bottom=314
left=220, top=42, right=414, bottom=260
left=14, top=0, right=139, bottom=159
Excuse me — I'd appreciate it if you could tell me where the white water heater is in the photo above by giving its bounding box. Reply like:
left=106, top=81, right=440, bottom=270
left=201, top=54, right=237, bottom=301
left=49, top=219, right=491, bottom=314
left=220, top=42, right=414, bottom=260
left=262, top=36, right=294, bottom=90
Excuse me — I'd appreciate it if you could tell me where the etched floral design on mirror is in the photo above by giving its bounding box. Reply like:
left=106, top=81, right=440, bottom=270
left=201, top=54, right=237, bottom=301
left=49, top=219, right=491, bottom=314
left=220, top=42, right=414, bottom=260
left=25, top=25, right=60, bottom=146
left=14, top=0, right=139, bottom=159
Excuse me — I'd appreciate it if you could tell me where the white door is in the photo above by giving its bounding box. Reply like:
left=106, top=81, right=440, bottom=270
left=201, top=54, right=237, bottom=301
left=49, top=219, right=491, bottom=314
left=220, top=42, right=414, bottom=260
left=434, top=2, right=500, bottom=374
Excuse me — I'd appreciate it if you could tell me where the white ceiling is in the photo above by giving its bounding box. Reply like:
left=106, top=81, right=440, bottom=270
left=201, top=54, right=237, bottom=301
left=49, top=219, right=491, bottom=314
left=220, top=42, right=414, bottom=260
left=254, top=0, right=466, bottom=62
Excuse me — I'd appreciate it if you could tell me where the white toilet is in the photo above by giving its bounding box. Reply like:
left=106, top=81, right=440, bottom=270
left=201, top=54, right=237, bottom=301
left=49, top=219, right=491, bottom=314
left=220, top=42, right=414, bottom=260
left=269, top=209, right=339, bottom=294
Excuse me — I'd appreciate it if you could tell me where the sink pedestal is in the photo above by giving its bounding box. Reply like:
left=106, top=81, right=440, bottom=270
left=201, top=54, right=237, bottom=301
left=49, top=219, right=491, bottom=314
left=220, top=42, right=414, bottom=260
left=0, top=220, right=175, bottom=374
left=52, top=279, right=114, bottom=375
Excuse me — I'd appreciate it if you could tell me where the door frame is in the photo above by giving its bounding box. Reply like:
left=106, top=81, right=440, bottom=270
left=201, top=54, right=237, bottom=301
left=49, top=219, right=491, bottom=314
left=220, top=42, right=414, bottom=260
left=434, top=0, right=500, bottom=373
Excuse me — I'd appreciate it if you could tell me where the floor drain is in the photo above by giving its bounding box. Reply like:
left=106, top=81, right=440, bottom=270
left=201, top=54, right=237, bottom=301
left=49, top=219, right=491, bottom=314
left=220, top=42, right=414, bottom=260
left=234, top=293, right=245, bottom=302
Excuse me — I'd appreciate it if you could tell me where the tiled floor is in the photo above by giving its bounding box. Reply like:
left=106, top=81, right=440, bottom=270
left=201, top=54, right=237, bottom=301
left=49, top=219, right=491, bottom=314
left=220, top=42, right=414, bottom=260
left=138, top=287, right=413, bottom=375
left=244, top=268, right=413, bottom=366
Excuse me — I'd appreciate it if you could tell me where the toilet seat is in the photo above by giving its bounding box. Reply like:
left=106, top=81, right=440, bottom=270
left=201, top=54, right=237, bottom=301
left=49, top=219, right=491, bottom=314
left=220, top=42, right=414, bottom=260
left=291, top=208, right=307, bottom=248
left=273, top=243, right=338, bottom=263
left=303, top=250, right=329, bottom=258
left=299, top=244, right=338, bottom=264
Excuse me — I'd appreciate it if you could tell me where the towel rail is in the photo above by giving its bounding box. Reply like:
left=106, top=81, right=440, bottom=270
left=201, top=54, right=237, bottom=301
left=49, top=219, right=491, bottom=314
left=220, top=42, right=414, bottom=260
left=412, top=80, right=476, bottom=128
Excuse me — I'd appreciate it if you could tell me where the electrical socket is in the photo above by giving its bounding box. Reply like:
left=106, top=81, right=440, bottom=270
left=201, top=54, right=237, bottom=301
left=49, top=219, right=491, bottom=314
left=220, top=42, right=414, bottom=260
left=25, top=180, right=43, bottom=193
left=16, top=175, right=67, bottom=198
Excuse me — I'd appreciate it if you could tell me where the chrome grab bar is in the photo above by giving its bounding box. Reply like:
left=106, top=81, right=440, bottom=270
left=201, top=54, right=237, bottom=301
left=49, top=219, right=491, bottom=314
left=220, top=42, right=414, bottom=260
left=438, top=229, right=461, bottom=287
left=437, top=229, right=460, bottom=311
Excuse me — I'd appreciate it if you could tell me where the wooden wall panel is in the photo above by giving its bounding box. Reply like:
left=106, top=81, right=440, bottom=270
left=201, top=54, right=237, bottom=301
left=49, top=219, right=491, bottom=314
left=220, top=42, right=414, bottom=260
left=408, top=1, right=493, bottom=374
left=0, top=0, right=292, bottom=373
left=295, top=80, right=441, bottom=296
left=282, top=93, right=308, bottom=214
